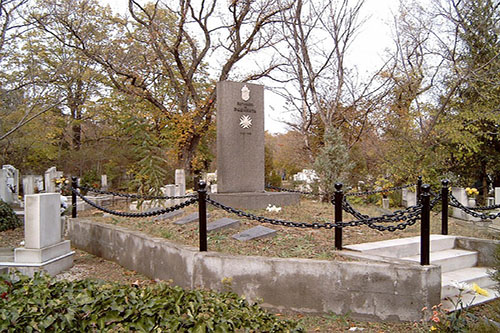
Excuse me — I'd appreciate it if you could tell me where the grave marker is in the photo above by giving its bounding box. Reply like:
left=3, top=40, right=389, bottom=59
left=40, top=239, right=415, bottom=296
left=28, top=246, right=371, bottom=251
left=232, top=226, right=276, bottom=241
left=14, top=193, right=74, bottom=275
left=207, top=218, right=240, bottom=232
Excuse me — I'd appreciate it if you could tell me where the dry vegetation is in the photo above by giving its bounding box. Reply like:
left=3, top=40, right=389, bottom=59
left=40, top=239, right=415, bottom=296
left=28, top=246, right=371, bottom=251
left=76, top=197, right=499, bottom=260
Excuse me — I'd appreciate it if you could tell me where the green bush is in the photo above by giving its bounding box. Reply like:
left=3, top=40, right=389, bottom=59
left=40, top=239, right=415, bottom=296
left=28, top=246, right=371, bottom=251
left=0, top=199, right=21, bottom=232
left=0, top=273, right=303, bottom=332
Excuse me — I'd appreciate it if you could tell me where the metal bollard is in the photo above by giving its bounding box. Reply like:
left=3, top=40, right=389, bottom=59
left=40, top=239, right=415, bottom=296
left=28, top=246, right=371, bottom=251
left=441, top=179, right=449, bottom=235
left=420, top=184, right=431, bottom=265
left=334, top=183, right=343, bottom=250
left=197, top=180, right=207, bottom=252
left=71, top=176, right=77, bottom=218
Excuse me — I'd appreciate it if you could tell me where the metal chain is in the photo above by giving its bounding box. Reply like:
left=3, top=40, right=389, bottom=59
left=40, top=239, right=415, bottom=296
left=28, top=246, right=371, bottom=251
left=449, top=194, right=500, bottom=220
left=344, top=183, right=416, bottom=197
left=466, top=203, right=500, bottom=211
left=206, top=197, right=339, bottom=228
left=77, top=185, right=196, bottom=200
left=206, top=197, right=421, bottom=232
left=72, top=188, right=197, bottom=218
left=265, top=185, right=317, bottom=196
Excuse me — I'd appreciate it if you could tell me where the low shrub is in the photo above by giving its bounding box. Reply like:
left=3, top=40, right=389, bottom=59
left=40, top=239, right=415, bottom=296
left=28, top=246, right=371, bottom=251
left=0, top=273, right=303, bottom=332
left=0, top=199, right=21, bottom=232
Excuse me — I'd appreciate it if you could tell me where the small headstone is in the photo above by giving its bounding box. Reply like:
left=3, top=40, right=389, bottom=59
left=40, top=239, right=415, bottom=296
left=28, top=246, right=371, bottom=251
left=451, top=187, right=468, bottom=220
left=211, top=184, right=218, bottom=193
left=1, top=165, right=19, bottom=204
left=174, top=212, right=211, bottom=225
left=175, top=169, right=186, bottom=195
left=164, top=184, right=175, bottom=206
left=207, top=218, right=240, bottom=232
left=495, top=187, right=500, bottom=205
left=101, top=175, right=108, bottom=191
left=44, top=167, right=62, bottom=193
left=23, top=175, right=36, bottom=195
left=152, top=209, right=184, bottom=222
left=232, top=225, right=276, bottom=241
left=382, top=198, right=389, bottom=209
left=488, top=197, right=495, bottom=206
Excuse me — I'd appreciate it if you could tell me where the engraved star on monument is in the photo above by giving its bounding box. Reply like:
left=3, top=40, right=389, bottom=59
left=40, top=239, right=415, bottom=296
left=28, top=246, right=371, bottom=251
left=239, top=115, right=252, bottom=129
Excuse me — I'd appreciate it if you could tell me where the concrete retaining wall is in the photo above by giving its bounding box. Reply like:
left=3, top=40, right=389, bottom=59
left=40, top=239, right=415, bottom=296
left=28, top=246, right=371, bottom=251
left=67, top=218, right=441, bottom=321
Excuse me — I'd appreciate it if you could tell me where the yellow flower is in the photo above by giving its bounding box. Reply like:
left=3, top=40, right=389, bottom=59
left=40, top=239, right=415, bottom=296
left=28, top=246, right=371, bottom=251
left=472, top=283, right=489, bottom=297
left=430, top=326, right=437, bottom=331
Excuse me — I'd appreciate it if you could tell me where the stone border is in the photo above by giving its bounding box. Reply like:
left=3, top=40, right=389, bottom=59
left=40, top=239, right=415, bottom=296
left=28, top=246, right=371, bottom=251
left=67, top=218, right=441, bottom=321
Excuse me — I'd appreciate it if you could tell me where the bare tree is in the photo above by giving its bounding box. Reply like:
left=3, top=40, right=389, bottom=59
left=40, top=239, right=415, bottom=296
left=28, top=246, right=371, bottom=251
left=274, top=0, right=391, bottom=162
left=32, top=0, right=293, bottom=172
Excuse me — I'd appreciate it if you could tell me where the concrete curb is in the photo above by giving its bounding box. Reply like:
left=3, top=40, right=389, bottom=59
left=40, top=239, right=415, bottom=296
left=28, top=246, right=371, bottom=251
left=67, top=218, right=441, bottom=321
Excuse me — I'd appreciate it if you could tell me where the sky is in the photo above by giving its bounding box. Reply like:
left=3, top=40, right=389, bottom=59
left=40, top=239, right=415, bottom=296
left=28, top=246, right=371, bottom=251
left=100, top=0, right=399, bottom=134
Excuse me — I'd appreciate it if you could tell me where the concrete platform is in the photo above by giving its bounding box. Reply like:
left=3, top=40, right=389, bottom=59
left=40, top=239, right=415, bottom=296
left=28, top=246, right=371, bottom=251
left=209, top=191, right=300, bottom=210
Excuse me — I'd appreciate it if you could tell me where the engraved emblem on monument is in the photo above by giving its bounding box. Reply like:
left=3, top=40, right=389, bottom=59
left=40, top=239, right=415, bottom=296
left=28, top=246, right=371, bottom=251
left=239, top=115, right=252, bottom=129
left=241, top=84, right=250, bottom=101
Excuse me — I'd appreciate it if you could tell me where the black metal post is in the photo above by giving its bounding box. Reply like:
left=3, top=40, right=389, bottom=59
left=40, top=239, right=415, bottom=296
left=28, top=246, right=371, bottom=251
left=198, top=180, right=207, bottom=252
left=416, top=176, right=423, bottom=203
left=420, top=184, right=431, bottom=265
left=441, top=179, right=449, bottom=235
left=71, top=176, right=77, bottom=218
left=334, top=183, right=343, bottom=250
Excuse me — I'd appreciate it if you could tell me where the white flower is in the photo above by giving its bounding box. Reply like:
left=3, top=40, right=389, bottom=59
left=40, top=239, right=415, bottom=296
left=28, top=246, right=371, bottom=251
left=450, top=280, right=471, bottom=291
left=266, top=204, right=282, bottom=213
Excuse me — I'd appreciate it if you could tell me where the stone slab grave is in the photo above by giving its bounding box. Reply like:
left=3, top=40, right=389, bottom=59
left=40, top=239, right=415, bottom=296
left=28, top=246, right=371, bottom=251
left=152, top=209, right=184, bottom=222
left=232, top=226, right=276, bottom=241
left=0, top=193, right=74, bottom=276
left=207, top=218, right=239, bottom=232
left=211, top=81, right=300, bottom=209
left=174, top=212, right=211, bottom=225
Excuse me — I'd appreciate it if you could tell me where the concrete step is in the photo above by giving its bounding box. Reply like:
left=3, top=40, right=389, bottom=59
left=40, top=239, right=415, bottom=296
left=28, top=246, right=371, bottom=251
left=403, top=249, right=478, bottom=272
left=344, top=235, right=456, bottom=258
left=0, top=267, right=8, bottom=274
left=441, top=287, right=499, bottom=312
left=442, top=267, right=496, bottom=298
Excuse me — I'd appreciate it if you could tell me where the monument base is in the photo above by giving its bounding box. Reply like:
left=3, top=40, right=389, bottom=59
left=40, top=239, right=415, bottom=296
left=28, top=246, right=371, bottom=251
left=210, top=192, right=301, bottom=210
left=0, top=251, right=74, bottom=276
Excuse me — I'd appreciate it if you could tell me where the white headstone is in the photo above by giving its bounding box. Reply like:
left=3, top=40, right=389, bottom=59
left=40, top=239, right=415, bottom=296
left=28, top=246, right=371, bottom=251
left=45, top=167, right=58, bottom=193
left=211, top=184, right=218, bottom=193
left=23, top=175, right=37, bottom=195
left=175, top=169, right=185, bottom=195
left=101, top=175, right=108, bottom=191
left=382, top=198, right=389, bottom=209
left=496, top=187, right=500, bottom=205
left=35, top=176, right=44, bottom=192
left=452, top=187, right=468, bottom=220
left=165, top=184, right=175, bottom=207
left=14, top=193, right=73, bottom=273
left=0, top=165, right=19, bottom=204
